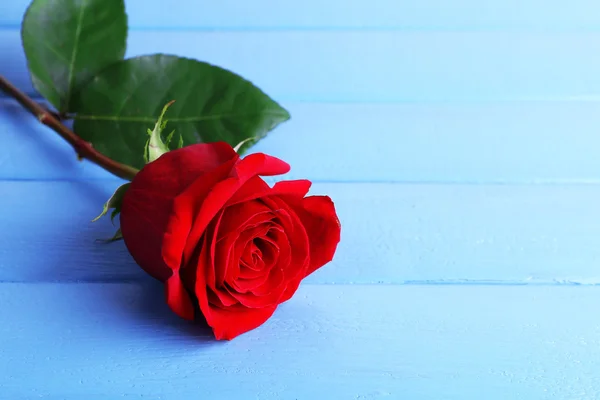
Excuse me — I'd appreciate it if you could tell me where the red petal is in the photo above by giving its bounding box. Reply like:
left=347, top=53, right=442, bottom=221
left=272, top=180, right=312, bottom=197
left=261, top=196, right=311, bottom=303
left=215, top=223, right=270, bottom=287
left=132, top=142, right=238, bottom=196
left=194, top=255, right=278, bottom=340
left=295, top=196, right=342, bottom=276
left=261, top=196, right=310, bottom=276
left=250, top=266, right=285, bottom=298
left=255, top=235, right=280, bottom=269
left=226, top=176, right=271, bottom=205
left=232, top=153, right=290, bottom=180
left=161, top=159, right=237, bottom=272
left=207, top=286, right=238, bottom=308
left=120, top=191, right=173, bottom=281
left=217, top=200, right=273, bottom=242
left=206, top=210, right=225, bottom=289
left=228, top=178, right=312, bottom=206
left=165, top=272, right=195, bottom=320
left=211, top=305, right=278, bottom=341
left=177, top=153, right=289, bottom=270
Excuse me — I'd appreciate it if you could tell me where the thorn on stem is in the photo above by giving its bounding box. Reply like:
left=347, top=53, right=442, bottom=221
left=75, top=142, right=93, bottom=161
left=38, top=113, right=51, bottom=124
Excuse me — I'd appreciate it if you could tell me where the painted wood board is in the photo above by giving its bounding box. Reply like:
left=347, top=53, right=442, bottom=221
left=3, top=99, right=600, bottom=183
left=3, top=181, right=600, bottom=284
left=3, top=0, right=600, bottom=30
left=4, top=30, right=600, bottom=102
left=1, top=283, right=599, bottom=399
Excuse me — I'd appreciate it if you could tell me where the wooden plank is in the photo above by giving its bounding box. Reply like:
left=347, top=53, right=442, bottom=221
left=5, top=30, right=600, bottom=101
left=1, top=283, right=599, bottom=399
left=3, top=181, right=600, bottom=284
left=3, top=0, right=600, bottom=30
left=4, top=99, right=600, bottom=183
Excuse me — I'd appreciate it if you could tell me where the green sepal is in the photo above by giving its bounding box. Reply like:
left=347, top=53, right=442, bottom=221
left=145, top=100, right=176, bottom=163
left=95, top=228, right=123, bottom=244
left=233, top=136, right=257, bottom=153
left=92, top=183, right=130, bottom=223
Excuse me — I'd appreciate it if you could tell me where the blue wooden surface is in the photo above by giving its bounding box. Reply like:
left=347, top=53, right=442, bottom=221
left=2, top=0, right=600, bottom=398
left=2, top=284, right=600, bottom=399
left=3, top=0, right=600, bottom=29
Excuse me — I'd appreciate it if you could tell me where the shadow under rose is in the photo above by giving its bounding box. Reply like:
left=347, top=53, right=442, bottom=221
left=6, top=177, right=150, bottom=283
left=115, top=277, right=222, bottom=345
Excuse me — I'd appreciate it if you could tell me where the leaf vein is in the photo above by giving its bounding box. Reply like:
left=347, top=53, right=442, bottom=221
left=64, top=0, right=87, bottom=110
left=24, top=32, right=71, bottom=64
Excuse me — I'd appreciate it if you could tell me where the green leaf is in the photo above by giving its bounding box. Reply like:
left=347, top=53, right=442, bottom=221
left=145, top=100, right=176, bottom=163
left=21, top=0, right=127, bottom=112
left=92, top=183, right=130, bottom=223
left=71, top=54, right=291, bottom=169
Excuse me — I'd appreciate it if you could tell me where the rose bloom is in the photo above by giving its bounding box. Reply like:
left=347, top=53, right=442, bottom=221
left=119, top=142, right=341, bottom=340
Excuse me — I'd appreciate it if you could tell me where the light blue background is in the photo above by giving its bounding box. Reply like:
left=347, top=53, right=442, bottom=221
left=1, top=1, right=600, bottom=398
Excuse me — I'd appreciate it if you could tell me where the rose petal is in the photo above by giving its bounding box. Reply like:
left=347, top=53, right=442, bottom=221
left=261, top=196, right=310, bottom=276
left=229, top=227, right=293, bottom=307
left=206, top=210, right=225, bottom=289
left=233, top=153, right=290, bottom=181
left=176, top=153, right=289, bottom=270
left=235, top=273, right=271, bottom=292
left=232, top=271, right=267, bottom=292
left=210, top=305, right=278, bottom=341
left=260, top=196, right=312, bottom=303
left=165, top=272, right=195, bottom=320
left=122, top=146, right=237, bottom=281
left=227, top=266, right=286, bottom=308
left=253, top=236, right=279, bottom=270
left=290, top=196, right=342, bottom=276
left=217, top=200, right=273, bottom=242
left=129, top=142, right=238, bottom=198
left=272, top=180, right=312, bottom=198
left=120, top=192, right=173, bottom=281
left=228, top=177, right=312, bottom=205
left=240, top=241, right=263, bottom=271
left=194, top=259, right=277, bottom=340
left=226, top=176, right=271, bottom=205
left=250, top=266, right=285, bottom=297
left=217, top=224, right=270, bottom=286
left=207, top=286, right=238, bottom=308
left=160, top=158, right=238, bottom=272
left=265, top=227, right=291, bottom=272
left=227, top=178, right=312, bottom=206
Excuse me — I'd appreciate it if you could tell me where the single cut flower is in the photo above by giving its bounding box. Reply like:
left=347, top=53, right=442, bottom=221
left=119, top=142, right=341, bottom=340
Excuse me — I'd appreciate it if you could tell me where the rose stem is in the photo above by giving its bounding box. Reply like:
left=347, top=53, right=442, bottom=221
left=0, top=74, right=139, bottom=181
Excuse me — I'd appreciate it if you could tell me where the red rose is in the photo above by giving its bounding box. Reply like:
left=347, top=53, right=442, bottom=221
left=119, top=142, right=341, bottom=340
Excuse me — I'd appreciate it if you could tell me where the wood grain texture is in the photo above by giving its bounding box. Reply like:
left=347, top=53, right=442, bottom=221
left=5, top=29, right=600, bottom=101
left=3, top=0, right=600, bottom=29
left=1, top=283, right=599, bottom=399
left=3, top=181, right=600, bottom=284
left=3, top=99, right=600, bottom=183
